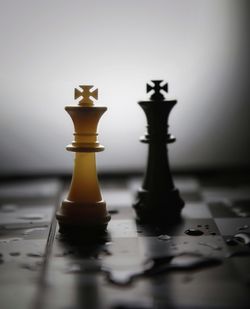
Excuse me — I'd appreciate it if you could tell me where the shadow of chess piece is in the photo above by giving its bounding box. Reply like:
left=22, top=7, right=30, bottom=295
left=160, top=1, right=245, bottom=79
left=133, top=80, right=184, bottom=224
left=56, top=85, right=110, bottom=237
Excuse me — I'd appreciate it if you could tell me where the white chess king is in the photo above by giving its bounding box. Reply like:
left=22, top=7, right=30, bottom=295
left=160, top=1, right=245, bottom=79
left=56, top=85, right=110, bottom=234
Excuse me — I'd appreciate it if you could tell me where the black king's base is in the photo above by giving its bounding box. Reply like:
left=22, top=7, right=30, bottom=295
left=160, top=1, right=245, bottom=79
left=133, top=80, right=184, bottom=224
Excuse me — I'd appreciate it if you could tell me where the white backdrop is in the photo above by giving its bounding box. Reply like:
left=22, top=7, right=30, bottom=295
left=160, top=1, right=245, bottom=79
left=0, top=0, right=249, bottom=174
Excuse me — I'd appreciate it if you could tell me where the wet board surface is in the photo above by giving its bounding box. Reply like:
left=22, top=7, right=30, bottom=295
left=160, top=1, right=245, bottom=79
left=0, top=175, right=250, bottom=309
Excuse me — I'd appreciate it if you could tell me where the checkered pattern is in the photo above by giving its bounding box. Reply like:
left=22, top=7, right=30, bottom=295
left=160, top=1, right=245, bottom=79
left=1, top=177, right=250, bottom=309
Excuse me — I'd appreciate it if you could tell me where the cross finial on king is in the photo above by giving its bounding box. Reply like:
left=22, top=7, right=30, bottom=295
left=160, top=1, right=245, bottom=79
left=146, top=80, right=168, bottom=101
left=74, top=85, right=98, bottom=106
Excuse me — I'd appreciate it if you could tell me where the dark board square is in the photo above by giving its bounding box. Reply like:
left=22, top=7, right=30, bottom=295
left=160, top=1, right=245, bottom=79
left=215, top=218, right=250, bottom=236
left=209, top=201, right=237, bottom=218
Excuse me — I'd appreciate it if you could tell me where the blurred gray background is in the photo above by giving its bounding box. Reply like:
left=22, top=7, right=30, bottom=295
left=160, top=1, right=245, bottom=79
left=0, top=0, right=249, bottom=175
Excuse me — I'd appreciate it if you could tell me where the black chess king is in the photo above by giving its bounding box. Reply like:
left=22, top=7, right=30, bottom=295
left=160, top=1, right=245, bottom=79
left=134, top=80, right=184, bottom=223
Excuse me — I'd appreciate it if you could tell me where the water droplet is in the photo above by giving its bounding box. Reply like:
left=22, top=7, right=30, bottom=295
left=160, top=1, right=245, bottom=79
left=54, top=249, right=75, bottom=257
left=18, top=214, right=44, bottom=220
left=233, top=232, right=250, bottom=245
left=27, top=252, right=43, bottom=258
left=10, top=252, right=21, bottom=256
left=0, top=237, right=22, bottom=244
left=237, top=225, right=249, bottom=231
left=170, top=253, right=221, bottom=269
left=147, top=253, right=221, bottom=276
left=158, top=234, right=171, bottom=241
left=104, top=253, right=221, bottom=286
left=0, top=204, right=18, bottom=213
left=185, top=229, right=204, bottom=236
left=20, top=261, right=42, bottom=271
left=66, top=262, right=100, bottom=274
left=226, top=238, right=238, bottom=246
left=199, top=241, right=222, bottom=251
left=103, top=259, right=153, bottom=286
left=108, top=209, right=119, bottom=215
left=23, top=227, right=47, bottom=235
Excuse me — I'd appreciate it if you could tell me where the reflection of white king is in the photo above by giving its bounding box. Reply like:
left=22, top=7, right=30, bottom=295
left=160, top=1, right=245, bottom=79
left=56, top=85, right=110, bottom=233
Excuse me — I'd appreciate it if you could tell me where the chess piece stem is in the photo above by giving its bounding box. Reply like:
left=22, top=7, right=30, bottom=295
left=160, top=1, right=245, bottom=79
left=67, top=153, right=102, bottom=203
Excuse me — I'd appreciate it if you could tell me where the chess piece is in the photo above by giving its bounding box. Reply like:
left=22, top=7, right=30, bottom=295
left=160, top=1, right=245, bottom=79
left=133, top=80, right=184, bottom=223
left=56, top=85, right=110, bottom=234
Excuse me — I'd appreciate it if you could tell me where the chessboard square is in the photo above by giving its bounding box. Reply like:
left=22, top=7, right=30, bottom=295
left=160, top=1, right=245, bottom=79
left=103, top=188, right=133, bottom=208
left=108, top=206, right=134, bottom=220
left=0, top=179, right=60, bottom=201
left=231, top=256, right=250, bottom=282
left=135, top=223, right=161, bottom=236
left=209, top=201, right=237, bottom=218
left=180, top=192, right=202, bottom=202
left=215, top=218, right=250, bottom=236
left=182, top=202, right=212, bottom=219
left=107, top=219, right=137, bottom=238
left=0, top=204, right=54, bottom=229
left=202, top=186, right=250, bottom=202
left=174, top=177, right=200, bottom=193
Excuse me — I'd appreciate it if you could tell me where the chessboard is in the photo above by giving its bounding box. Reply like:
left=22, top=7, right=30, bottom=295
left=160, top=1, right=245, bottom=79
left=0, top=174, right=250, bottom=309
